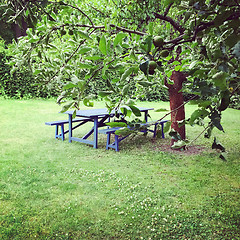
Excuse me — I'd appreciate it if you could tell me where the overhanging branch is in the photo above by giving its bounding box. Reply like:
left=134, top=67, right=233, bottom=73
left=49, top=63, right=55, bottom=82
left=154, top=12, right=185, bottom=34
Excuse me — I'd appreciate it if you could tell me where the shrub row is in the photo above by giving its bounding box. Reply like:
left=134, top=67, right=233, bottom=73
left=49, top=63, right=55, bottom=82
left=0, top=52, right=60, bottom=99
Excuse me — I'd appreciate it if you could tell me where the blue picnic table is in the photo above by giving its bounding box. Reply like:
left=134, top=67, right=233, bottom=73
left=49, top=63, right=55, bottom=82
left=64, top=107, right=154, bottom=149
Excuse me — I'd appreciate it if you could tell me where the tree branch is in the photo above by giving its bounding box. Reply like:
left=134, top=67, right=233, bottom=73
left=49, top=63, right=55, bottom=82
left=187, top=123, right=212, bottom=148
left=86, top=3, right=107, bottom=17
left=154, top=95, right=197, bottom=124
left=58, top=2, right=94, bottom=26
left=154, top=12, right=185, bottom=34
left=163, top=3, right=173, bottom=17
left=54, top=23, right=146, bottom=36
left=109, top=24, right=146, bottom=36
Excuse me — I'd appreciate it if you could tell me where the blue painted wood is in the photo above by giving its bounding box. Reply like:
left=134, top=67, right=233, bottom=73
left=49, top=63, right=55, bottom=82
left=82, top=115, right=109, bottom=140
left=45, top=118, right=91, bottom=141
left=151, top=120, right=168, bottom=138
left=63, top=107, right=154, bottom=149
left=55, top=123, right=59, bottom=139
left=98, top=120, right=169, bottom=151
left=64, top=107, right=154, bottom=118
left=60, top=124, right=65, bottom=141
left=70, top=137, right=94, bottom=146
left=69, top=114, right=72, bottom=143
left=93, top=117, right=98, bottom=149
left=45, top=118, right=89, bottom=126
left=98, top=127, right=121, bottom=134
left=115, top=134, right=119, bottom=152
left=99, top=127, right=129, bottom=151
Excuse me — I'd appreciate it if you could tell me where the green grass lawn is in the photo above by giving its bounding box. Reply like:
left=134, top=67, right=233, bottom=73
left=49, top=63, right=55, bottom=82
left=0, top=99, right=239, bottom=239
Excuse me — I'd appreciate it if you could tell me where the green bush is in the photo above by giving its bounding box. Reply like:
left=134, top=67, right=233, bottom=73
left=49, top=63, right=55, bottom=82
left=0, top=50, right=60, bottom=99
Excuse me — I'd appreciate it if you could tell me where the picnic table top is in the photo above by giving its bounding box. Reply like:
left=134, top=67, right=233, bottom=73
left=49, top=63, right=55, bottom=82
left=64, top=107, right=154, bottom=118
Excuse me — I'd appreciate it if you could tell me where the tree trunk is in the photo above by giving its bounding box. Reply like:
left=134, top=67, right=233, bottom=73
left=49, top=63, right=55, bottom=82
left=166, top=70, right=186, bottom=145
left=14, top=17, right=27, bottom=40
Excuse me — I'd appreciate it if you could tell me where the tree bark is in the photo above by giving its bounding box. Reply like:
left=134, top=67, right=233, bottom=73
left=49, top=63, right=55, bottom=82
left=14, top=16, right=27, bottom=40
left=166, top=70, right=186, bottom=145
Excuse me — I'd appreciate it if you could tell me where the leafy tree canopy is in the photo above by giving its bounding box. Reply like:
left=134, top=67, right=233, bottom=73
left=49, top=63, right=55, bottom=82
left=2, top=0, right=240, bottom=152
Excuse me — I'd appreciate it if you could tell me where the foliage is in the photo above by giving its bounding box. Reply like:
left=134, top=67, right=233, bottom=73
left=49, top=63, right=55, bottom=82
left=0, top=39, right=59, bottom=99
left=0, top=6, right=15, bottom=43
left=2, top=0, right=240, bottom=148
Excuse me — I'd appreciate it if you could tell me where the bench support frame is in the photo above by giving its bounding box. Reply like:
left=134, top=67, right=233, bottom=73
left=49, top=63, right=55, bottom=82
left=99, top=120, right=169, bottom=152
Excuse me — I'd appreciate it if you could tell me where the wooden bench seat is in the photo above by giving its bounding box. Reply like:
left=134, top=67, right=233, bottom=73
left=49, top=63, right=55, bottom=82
left=99, top=127, right=122, bottom=151
left=45, top=118, right=92, bottom=141
left=99, top=120, right=169, bottom=151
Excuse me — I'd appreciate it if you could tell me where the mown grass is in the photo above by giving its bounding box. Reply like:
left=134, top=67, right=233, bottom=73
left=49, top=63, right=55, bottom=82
left=0, top=99, right=239, bottom=239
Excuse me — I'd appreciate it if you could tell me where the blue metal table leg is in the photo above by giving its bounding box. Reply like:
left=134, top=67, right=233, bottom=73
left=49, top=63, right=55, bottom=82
left=144, top=110, right=148, bottom=122
left=161, top=122, right=165, bottom=138
left=106, top=133, right=111, bottom=150
left=55, top=125, right=58, bottom=139
left=61, top=124, right=65, bottom=141
left=115, top=135, right=119, bottom=152
left=153, top=123, right=157, bottom=138
left=93, top=117, right=98, bottom=148
left=69, top=114, right=72, bottom=143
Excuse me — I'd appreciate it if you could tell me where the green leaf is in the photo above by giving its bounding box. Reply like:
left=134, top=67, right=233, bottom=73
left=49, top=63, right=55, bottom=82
left=86, top=56, right=104, bottom=61
left=167, top=70, right=173, bottom=78
left=122, top=84, right=130, bottom=97
left=148, top=22, right=154, bottom=35
left=189, top=60, right=202, bottom=69
left=78, top=30, right=92, bottom=40
left=125, top=99, right=136, bottom=106
left=78, top=63, right=94, bottom=69
left=212, top=72, right=228, bottom=90
left=210, top=111, right=224, bottom=132
left=225, top=33, right=240, bottom=48
left=72, top=110, right=77, bottom=119
left=99, top=35, right=107, bottom=55
left=171, top=140, right=186, bottom=150
left=198, top=100, right=212, bottom=108
left=139, top=60, right=149, bottom=76
left=63, top=83, right=77, bottom=90
left=120, top=67, right=134, bottom=81
left=140, top=35, right=152, bottom=53
left=106, top=122, right=127, bottom=127
left=33, top=69, right=42, bottom=75
left=79, top=47, right=92, bottom=55
left=99, top=91, right=113, bottom=97
left=169, top=130, right=182, bottom=141
left=174, top=65, right=182, bottom=71
left=232, top=41, right=240, bottom=59
left=129, top=49, right=137, bottom=61
left=129, top=105, right=141, bottom=117
left=113, top=33, right=127, bottom=47
left=163, top=121, right=171, bottom=133
left=219, top=152, right=227, bottom=161
left=204, top=125, right=213, bottom=139
left=60, top=101, right=74, bottom=113
left=212, top=137, right=225, bottom=152
left=115, top=127, right=133, bottom=136
left=172, top=61, right=180, bottom=65
left=120, top=107, right=132, bottom=117
left=189, top=109, right=209, bottom=125
left=164, top=0, right=174, bottom=7
left=218, top=90, right=230, bottom=111
left=83, top=98, right=93, bottom=107
left=138, top=81, right=155, bottom=87
left=155, top=108, right=168, bottom=112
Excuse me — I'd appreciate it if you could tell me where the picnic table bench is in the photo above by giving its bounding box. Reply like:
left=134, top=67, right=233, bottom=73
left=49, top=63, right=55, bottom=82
left=45, top=107, right=168, bottom=151
left=99, top=120, right=168, bottom=151
left=45, top=118, right=93, bottom=141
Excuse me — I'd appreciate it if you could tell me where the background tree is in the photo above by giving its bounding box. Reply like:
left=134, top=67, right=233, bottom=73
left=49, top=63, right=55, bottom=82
left=3, top=0, right=240, bottom=154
